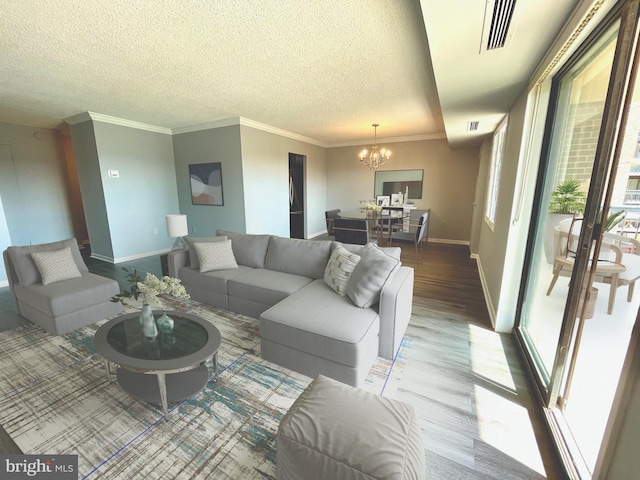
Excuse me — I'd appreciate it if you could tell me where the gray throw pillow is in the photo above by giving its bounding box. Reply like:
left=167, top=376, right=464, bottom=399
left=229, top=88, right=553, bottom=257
left=194, top=240, right=239, bottom=272
left=30, top=247, right=83, bottom=286
left=323, top=245, right=361, bottom=296
left=184, top=236, right=228, bottom=270
left=345, top=243, right=400, bottom=308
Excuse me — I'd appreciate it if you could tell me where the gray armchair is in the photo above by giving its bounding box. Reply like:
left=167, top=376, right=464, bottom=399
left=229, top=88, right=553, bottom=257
left=390, top=210, right=430, bottom=253
left=3, top=238, right=122, bottom=335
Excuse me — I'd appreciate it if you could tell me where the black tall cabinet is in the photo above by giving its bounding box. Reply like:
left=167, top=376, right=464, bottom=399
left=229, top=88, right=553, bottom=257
left=289, top=153, right=305, bottom=239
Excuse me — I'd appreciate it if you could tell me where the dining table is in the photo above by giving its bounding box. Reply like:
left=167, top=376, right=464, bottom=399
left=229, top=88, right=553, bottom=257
left=338, top=208, right=404, bottom=241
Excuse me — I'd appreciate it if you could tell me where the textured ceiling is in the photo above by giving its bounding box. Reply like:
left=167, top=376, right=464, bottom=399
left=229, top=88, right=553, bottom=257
left=1, top=0, right=581, bottom=147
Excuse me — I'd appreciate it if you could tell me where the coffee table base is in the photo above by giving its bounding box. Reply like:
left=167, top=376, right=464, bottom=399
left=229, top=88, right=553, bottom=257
left=116, top=365, right=209, bottom=419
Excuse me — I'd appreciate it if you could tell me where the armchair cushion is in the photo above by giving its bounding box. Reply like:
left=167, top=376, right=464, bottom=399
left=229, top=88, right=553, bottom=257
left=31, top=247, right=82, bottom=286
left=345, top=243, right=400, bottom=308
left=7, top=238, right=88, bottom=287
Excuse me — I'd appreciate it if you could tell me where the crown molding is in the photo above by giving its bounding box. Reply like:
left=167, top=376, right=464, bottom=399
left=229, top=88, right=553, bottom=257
left=63, top=111, right=445, bottom=147
left=64, top=111, right=172, bottom=135
left=172, top=116, right=328, bottom=147
left=171, top=117, right=242, bottom=135
left=328, top=132, right=447, bottom=148
left=63, top=112, right=92, bottom=125
left=238, top=117, right=328, bottom=147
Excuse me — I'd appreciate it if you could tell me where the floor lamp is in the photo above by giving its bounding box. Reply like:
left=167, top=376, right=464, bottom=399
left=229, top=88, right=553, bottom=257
left=166, top=214, right=188, bottom=251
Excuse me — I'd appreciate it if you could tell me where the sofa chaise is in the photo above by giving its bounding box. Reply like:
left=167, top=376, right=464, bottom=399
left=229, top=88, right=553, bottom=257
left=168, top=230, right=414, bottom=387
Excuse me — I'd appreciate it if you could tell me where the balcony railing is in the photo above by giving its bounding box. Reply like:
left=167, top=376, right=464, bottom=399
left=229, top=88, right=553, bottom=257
left=624, top=190, right=640, bottom=204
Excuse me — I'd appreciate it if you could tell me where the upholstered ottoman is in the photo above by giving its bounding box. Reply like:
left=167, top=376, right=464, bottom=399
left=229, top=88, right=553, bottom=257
left=276, top=375, right=425, bottom=480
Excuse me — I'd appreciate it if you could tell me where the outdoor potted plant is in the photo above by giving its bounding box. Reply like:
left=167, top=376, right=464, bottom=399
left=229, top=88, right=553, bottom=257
left=544, top=179, right=587, bottom=263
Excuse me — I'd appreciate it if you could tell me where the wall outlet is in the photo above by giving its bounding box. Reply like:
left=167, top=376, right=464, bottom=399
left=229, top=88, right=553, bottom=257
left=153, top=227, right=158, bottom=235
left=108, top=169, right=119, bottom=178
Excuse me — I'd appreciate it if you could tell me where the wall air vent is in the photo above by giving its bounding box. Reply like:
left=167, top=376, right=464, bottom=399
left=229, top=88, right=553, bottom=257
left=480, top=0, right=519, bottom=52
left=467, top=121, right=480, bottom=132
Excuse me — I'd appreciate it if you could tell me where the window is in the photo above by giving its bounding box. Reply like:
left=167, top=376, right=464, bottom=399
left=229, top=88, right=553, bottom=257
left=485, top=116, right=508, bottom=228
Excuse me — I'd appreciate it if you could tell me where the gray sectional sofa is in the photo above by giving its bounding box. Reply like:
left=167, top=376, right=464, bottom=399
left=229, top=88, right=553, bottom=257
left=168, top=230, right=414, bottom=387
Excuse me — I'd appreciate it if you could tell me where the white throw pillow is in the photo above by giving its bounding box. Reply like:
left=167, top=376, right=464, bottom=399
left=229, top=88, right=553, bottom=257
left=30, top=247, right=82, bottom=286
left=194, top=240, right=238, bottom=272
left=345, top=243, right=400, bottom=308
left=185, top=235, right=228, bottom=270
left=323, top=245, right=361, bottom=296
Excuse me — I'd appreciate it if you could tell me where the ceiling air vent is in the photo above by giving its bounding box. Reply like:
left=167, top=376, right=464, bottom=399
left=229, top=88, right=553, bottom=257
left=467, top=121, right=480, bottom=132
left=481, top=0, right=518, bottom=52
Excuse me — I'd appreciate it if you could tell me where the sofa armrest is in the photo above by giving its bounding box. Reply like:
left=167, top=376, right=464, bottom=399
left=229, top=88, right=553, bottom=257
left=167, top=249, right=190, bottom=277
left=2, top=250, right=21, bottom=314
left=378, top=266, right=414, bottom=360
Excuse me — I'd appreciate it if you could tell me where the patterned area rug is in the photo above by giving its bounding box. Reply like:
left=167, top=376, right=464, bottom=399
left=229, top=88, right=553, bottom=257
left=0, top=299, right=410, bottom=479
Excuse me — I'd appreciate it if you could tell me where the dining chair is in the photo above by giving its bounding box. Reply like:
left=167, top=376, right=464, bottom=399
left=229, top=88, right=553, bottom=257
left=390, top=210, right=430, bottom=254
left=325, top=209, right=341, bottom=237
left=545, top=216, right=640, bottom=314
left=334, top=218, right=372, bottom=245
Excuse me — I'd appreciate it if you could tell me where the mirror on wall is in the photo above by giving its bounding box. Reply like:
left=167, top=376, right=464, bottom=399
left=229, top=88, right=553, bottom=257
left=374, top=169, right=423, bottom=199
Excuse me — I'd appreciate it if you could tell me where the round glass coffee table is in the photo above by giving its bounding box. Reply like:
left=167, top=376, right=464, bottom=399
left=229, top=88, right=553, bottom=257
left=94, top=310, right=221, bottom=420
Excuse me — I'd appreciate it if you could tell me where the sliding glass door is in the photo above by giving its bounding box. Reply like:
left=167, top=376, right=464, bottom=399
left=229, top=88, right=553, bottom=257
left=517, top=18, right=620, bottom=397
left=515, top=1, right=640, bottom=477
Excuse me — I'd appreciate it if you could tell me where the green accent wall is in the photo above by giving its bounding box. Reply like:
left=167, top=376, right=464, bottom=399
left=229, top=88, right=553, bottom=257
left=70, top=120, right=179, bottom=262
left=172, top=125, right=246, bottom=236
left=0, top=123, right=75, bottom=284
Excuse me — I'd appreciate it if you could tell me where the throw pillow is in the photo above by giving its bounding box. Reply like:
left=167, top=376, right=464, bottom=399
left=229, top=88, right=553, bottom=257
left=323, top=245, right=361, bottom=296
left=30, top=247, right=83, bottom=286
left=194, top=240, right=238, bottom=273
left=345, top=243, right=401, bottom=308
left=185, top=236, right=228, bottom=270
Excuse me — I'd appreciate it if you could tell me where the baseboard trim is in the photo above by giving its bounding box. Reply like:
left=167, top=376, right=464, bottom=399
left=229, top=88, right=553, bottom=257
left=90, top=248, right=171, bottom=264
left=470, top=253, right=497, bottom=329
left=90, top=253, right=114, bottom=263
left=113, top=249, right=171, bottom=264
left=307, top=230, right=328, bottom=239
left=428, top=238, right=470, bottom=246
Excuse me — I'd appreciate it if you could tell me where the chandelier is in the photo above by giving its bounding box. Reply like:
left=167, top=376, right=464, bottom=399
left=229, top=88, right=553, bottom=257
left=359, top=124, right=391, bottom=170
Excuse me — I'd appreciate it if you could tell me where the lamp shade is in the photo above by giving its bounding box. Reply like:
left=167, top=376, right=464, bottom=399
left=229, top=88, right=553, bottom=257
left=166, top=214, right=188, bottom=238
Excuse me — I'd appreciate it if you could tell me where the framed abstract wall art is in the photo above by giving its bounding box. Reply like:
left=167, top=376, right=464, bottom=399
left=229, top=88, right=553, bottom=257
left=189, top=162, right=224, bottom=206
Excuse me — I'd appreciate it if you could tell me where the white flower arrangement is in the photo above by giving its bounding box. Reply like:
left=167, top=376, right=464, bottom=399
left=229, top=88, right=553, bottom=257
left=111, top=268, right=190, bottom=306
left=137, top=273, right=190, bottom=305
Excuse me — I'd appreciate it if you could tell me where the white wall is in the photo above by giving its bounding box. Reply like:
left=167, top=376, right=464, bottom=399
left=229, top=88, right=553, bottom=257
left=474, top=91, right=529, bottom=330
left=240, top=125, right=327, bottom=238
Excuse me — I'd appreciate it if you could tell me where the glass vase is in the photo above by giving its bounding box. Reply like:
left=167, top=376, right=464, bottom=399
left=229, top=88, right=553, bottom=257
left=139, top=303, right=158, bottom=340
left=157, top=312, right=174, bottom=333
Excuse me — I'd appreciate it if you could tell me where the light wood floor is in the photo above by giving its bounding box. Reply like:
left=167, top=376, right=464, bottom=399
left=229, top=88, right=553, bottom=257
left=0, top=241, right=565, bottom=478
